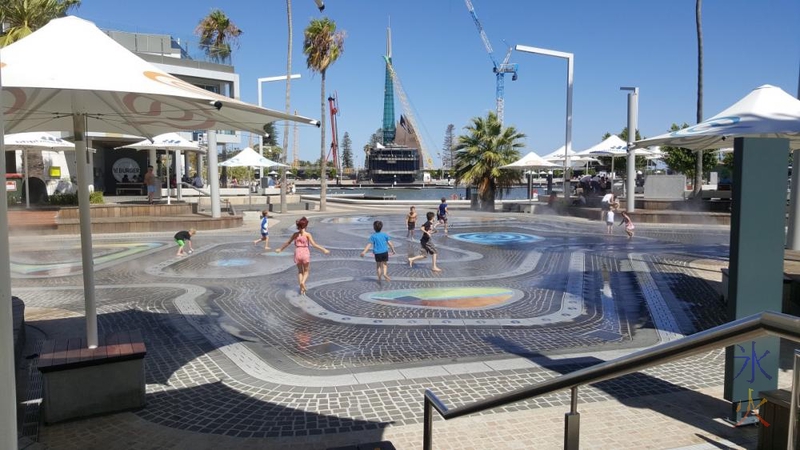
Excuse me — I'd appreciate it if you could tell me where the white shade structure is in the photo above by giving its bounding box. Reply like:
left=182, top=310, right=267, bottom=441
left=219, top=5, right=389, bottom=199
left=500, top=151, right=560, bottom=169
left=117, top=133, right=206, bottom=204
left=633, top=85, right=800, bottom=150
left=542, top=145, right=575, bottom=161
left=218, top=147, right=289, bottom=168
left=0, top=16, right=320, bottom=430
left=4, top=132, right=75, bottom=208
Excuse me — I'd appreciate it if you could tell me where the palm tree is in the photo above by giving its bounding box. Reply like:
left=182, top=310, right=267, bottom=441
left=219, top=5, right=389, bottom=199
left=694, top=0, right=704, bottom=196
left=195, top=9, right=242, bottom=65
left=0, top=0, right=80, bottom=46
left=454, top=111, right=525, bottom=211
left=303, top=17, right=345, bottom=212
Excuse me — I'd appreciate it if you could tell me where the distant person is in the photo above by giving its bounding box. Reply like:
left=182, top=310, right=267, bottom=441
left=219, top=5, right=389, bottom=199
left=360, top=220, right=396, bottom=282
left=408, top=212, right=442, bottom=272
left=174, top=229, right=196, bottom=257
left=276, top=217, right=330, bottom=295
left=143, top=165, right=157, bottom=204
left=121, top=174, right=130, bottom=183
left=619, top=211, right=635, bottom=239
left=437, top=197, right=449, bottom=234
left=253, top=210, right=270, bottom=250
left=605, top=208, right=615, bottom=235
left=406, top=206, right=418, bottom=239
left=193, top=173, right=204, bottom=188
left=231, top=177, right=238, bottom=188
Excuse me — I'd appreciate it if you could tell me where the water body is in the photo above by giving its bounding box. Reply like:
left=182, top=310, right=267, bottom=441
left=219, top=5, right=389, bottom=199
left=297, top=185, right=548, bottom=201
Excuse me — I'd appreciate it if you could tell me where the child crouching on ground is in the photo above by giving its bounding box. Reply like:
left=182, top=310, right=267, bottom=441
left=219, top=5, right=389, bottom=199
left=175, top=229, right=196, bottom=256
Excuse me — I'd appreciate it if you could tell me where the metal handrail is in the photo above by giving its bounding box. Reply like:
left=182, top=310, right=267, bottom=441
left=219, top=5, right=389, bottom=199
left=422, top=311, right=800, bottom=449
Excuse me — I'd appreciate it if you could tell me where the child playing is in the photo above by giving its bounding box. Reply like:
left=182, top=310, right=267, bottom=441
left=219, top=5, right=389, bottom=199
left=174, top=229, right=196, bottom=256
left=619, top=211, right=635, bottom=239
left=360, top=220, right=396, bottom=281
left=406, top=206, right=417, bottom=239
left=605, top=208, right=615, bottom=235
left=253, top=210, right=270, bottom=250
left=408, top=212, right=442, bottom=272
left=276, top=217, right=330, bottom=295
left=437, top=197, right=449, bottom=234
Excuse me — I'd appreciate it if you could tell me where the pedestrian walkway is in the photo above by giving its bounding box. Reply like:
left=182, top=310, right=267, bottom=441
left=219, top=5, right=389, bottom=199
left=10, top=210, right=789, bottom=449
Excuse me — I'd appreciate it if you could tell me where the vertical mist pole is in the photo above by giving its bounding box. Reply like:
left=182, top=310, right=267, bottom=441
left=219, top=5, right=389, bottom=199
left=621, top=87, right=639, bottom=212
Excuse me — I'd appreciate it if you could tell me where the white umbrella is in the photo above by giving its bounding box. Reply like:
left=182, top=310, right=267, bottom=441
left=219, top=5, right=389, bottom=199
left=219, top=147, right=288, bottom=206
left=0, top=15, right=318, bottom=361
left=4, top=132, right=75, bottom=208
left=633, top=85, right=800, bottom=150
left=542, top=145, right=576, bottom=161
left=116, top=133, right=205, bottom=203
left=500, top=151, right=560, bottom=169
left=583, top=135, right=651, bottom=177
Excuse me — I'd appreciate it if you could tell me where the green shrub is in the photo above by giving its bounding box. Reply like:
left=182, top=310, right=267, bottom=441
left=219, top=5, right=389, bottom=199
left=90, top=191, right=104, bottom=204
left=48, top=191, right=105, bottom=206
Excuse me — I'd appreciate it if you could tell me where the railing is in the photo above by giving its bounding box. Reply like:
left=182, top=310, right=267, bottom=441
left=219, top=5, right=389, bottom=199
left=422, top=311, right=800, bottom=450
left=186, top=183, right=235, bottom=216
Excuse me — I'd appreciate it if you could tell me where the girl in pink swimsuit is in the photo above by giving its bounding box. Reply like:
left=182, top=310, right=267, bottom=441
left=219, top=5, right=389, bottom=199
left=276, top=217, right=330, bottom=295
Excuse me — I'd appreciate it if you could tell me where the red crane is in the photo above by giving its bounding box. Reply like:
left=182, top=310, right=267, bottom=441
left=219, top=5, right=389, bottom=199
left=327, top=93, right=340, bottom=174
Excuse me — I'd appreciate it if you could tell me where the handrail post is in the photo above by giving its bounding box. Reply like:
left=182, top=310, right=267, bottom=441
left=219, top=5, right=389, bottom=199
left=423, top=395, right=433, bottom=450
left=564, top=386, right=580, bottom=450
left=789, top=350, right=800, bottom=450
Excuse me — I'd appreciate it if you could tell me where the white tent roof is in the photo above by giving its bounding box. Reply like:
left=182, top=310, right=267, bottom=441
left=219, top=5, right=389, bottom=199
left=0, top=16, right=319, bottom=137
left=580, top=135, right=628, bottom=156
left=116, top=133, right=204, bottom=153
left=633, top=85, right=800, bottom=150
left=3, top=132, right=74, bottom=150
left=219, top=147, right=289, bottom=168
left=542, top=145, right=576, bottom=160
left=500, top=151, right=559, bottom=169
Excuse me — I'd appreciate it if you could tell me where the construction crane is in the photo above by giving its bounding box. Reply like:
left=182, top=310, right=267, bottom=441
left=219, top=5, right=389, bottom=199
left=464, top=0, right=518, bottom=125
left=382, top=56, right=435, bottom=170
left=327, top=93, right=340, bottom=175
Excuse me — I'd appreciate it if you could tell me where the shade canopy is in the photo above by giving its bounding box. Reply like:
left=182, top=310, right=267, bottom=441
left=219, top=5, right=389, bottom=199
left=219, top=147, right=289, bottom=168
left=542, top=145, right=575, bottom=160
left=500, top=151, right=559, bottom=169
left=633, top=85, right=800, bottom=150
left=116, top=132, right=204, bottom=154
left=3, top=132, right=75, bottom=151
left=582, top=135, right=628, bottom=156
left=0, top=16, right=319, bottom=138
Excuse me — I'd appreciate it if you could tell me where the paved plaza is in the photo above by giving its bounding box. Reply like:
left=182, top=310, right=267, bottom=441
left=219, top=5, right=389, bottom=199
left=10, top=207, right=786, bottom=449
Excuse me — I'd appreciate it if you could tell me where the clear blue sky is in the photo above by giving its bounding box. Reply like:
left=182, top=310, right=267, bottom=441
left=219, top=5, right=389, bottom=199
left=78, top=0, right=799, bottom=167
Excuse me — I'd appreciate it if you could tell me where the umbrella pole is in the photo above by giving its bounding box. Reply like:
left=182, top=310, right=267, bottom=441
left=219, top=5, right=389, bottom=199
left=24, top=149, right=30, bottom=209
left=73, top=113, right=98, bottom=347
left=166, top=151, right=171, bottom=205
left=176, top=150, right=182, bottom=202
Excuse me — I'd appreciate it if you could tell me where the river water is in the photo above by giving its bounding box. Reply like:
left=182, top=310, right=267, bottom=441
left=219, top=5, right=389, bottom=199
left=296, top=185, right=549, bottom=201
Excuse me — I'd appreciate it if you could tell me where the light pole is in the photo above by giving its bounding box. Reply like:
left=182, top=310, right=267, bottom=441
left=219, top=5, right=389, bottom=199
left=258, top=74, right=300, bottom=212
left=257, top=75, right=302, bottom=156
left=620, top=86, right=639, bottom=213
left=515, top=45, right=573, bottom=200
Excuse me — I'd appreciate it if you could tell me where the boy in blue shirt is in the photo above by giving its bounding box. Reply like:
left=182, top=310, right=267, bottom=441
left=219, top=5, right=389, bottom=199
left=253, top=210, right=270, bottom=250
left=360, top=220, right=396, bottom=281
left=437, top=197, right=449, bottom=234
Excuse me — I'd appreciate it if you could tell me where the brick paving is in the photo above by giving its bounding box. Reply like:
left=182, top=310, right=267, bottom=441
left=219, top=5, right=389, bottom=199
left=9, top=208, right=791, bottom=449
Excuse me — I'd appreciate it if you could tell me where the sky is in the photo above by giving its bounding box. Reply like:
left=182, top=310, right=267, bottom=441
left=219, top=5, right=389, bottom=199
left=76, top=0, right=800, bottom=167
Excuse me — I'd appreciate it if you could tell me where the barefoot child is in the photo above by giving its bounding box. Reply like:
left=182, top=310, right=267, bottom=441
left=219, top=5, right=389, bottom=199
left=360, top=220, right=396, bottom=281
left=406, top=206, right=417, bottom=239
left=605, top=208, right=615, bottom=235
left=253, top=210, right=270, bottom=250
left=408, top=212, right=442, bottom=272
left=437, top=197, right=449, bottom=234
left=276, top=217, right=330, bottom=295
left=174, top=229, right=196, bottom=256
left=619, top=211, right=635, bottom=239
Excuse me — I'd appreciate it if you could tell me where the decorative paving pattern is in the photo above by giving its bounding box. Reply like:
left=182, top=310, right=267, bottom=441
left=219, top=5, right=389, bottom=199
left=13, top=211, right=734, bottom=441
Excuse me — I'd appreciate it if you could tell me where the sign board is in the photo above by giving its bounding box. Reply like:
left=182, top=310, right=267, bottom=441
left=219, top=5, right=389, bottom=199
left=49, top=166, right=62, bottom=178
left=112, top=158, right=141, bottom=182
left=6, top=181, right=16, bottom=191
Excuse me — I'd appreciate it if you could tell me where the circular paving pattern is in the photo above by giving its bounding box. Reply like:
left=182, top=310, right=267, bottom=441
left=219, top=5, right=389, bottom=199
left=449, top=231, right=544, bottom=246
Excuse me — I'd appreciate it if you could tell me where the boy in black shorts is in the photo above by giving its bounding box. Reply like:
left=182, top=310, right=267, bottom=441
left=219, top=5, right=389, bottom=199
left=408, top=212, right=442, bottom=272
left=360, top=220, right=396, bottom=281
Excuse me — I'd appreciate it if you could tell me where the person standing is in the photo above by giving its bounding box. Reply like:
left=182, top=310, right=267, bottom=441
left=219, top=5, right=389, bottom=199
left=406, top=206, right=418, bottom=239
left=360, top=220, right=396, bottom=281
left=143, top=165, right=158, bottom=204
left=605, top=208, right=615, bottom=235
left=408, top=212, right=442, bottom=272
left=600, top=192, right=615, bottom=221
left=619, top=211, right=635, bottom=239
left=276, top=217, right=330, bottom=295
left=253, top=210, right=270, bottom=250
left=437, top=197, right=449, bottom=234
left=174, top=229, right=196, bottom=256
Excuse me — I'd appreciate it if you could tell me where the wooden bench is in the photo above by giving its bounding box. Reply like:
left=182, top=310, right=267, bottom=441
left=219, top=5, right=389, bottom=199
left=38, top=330, right=147, bottom=423
left=115, top=183, right=144, bottom=195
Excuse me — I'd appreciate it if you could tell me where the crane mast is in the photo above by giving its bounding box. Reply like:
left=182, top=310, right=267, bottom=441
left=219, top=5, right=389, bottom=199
left=382, top=56, right=434, bottom=171
left=327, top=93, right=340, bottom=175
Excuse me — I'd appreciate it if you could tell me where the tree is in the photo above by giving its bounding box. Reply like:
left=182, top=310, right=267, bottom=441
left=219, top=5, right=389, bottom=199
left=0, top=0, right=80, bottom=46
left=195, top=9, right=242, bottom=64
left=341, top=132, right=353, bottom=169
left=694, top=0, right=705, bottom=195
left=454, top=111, right=525, bottom=211
left=304, top=17, right=345, bottom=212
left=599, top=128, right=646, bottom=175
left=661, top=123, right=716, bottom=181
left=442, top=124, right=455, bottom=170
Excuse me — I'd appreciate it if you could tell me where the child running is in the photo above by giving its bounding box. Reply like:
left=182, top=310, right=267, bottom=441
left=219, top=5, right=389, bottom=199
left=253, top=210, right=271, bottom=250
left=360, top=220, right=396, bottom=281
left=276, top=217, right=330, bottom=295
left=619, top=211, right=635, bottom=239
left=406, top=206, right=417, bottom=239
left=174, top=229, right=196, bottom=256
left=437, top=197, right=449, bottom=234
left=605, top=208, right=615, bottom=235
left=408, top=212, right=442, bottom=272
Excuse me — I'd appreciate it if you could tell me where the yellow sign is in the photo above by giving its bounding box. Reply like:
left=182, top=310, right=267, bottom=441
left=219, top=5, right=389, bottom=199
left=49, top=166, right=61, bottom=178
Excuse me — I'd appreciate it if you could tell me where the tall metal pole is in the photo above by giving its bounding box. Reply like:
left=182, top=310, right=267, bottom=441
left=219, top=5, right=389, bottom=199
left=514, top=45, right=574, bottom=200
left=0, top=57, right=20, bottom=450
left=786, top=63, right=800, bottom=250
left=207, top=130, right=220, bottom=218
left=621, top=87, right=639, bottom=212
